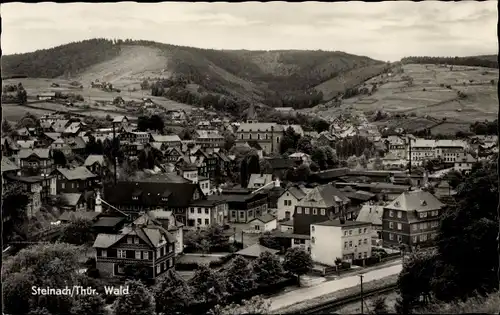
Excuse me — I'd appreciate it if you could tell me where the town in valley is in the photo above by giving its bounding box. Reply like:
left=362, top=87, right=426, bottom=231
left=1, top=2, right=499, bottom=315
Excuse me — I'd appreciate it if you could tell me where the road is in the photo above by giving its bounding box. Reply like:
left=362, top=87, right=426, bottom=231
left=268, top=262, right=403, bottom=312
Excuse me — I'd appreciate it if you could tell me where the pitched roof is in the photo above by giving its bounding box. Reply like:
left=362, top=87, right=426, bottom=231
left=59, top=211, right=101, bottom=222
left=93, top=234, right=126, bottom=248
left=237, top=122, right=284, bottom=133
left=55, top=167, right=97, bottom=180
left=60, top=193, right=84, bottom=206
left=92, top=216, right=127, bottom=228
left=64, top=122, right=81, bottom=134
left=44, top=132, right=61, bottom=141
left=104, top=181, right=202, bottom=208
left=235, top=244, right=279, bottom=258
left=64, top=137, right=86, bottom=149
left=281, top=219, right=294, bottom=226
left=113, top=116, right=128, bottom=123
left=17, top=140, right=36, bottom=149
left=247, top=173, right=273, bottom=189
left=310, top=168, right=350, bottom=181
left=385, top=190, right=445, bottom=212
left=282, top=186, right=308, bottom=200
left=314, top=219, right=372, bottom=228
left=84, top=155, right=105, bottom=166
left=151, top=134, right=181, bottom=142
left=356, top=204, right=384, bottom=226
left=1, top=157, right=19, bottom=173
left=298, top=184, right=350, bottom=208
left=18, top=148, right=51, bottom=159
left=250, top=213, right=276, bottom=224
left=52, top=120, right=70, bottom=132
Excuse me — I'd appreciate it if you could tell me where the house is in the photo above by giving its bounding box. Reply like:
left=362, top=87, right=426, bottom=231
left=120, top=131, right=149, bottom=145
left=276, top=186, right=311, bottom=221
left=2, top=157, right=20, bottom=188
left=356, top=202, right=384, bottom=242
left=236, top=122, right=284, bottom=154
left=39, top=132, right=61, bottom=146
left=50, top=138, right=72, bottom=156
left=3, top=174, right=45, bottom=218
left=17, top=148, right=53, bottom=177
left=93, top=213, right=176, bottom=279
left=434, top=180, right=456, bottom=199
left=317, top=133, right=337, bottom=147
left=63, top=122, right=82, bottom=137
left=112, top=116, right=129, bottom=129
left=279, top=219, right=294, bottom=233
left=382, top=190, right=446, bottom=249
left=2, top=137, right=21, bottom=157
left=103, top=181, right=205, bottom=225
left=59, top=193, right=87, bottom=211
left=186, top=199, right=227, bottom=228
left=309, top=168, right=350, bottom=184
left=194, top=130, right=225, bottom=149
left=150, top=134, right=182, bottom=148
left=304, top=131, right=319, bottom=139
left=51, top=167, right=99, bottom=194
left=434, top=139, right=467, bottom=164
left=310, top=219, right=372, bottom=264
left=37, top=92, right=56, bottom=101
left=64, top=137, right=86, bottom=156
left=148, top=209, right=185, bottom=255
left=92, top=216, right=129, bottom=234
left=207, top=189, right=268, bottom=223
left=289, top=152, right=312, bottom=165
left=381, top=152, right=407, bottom=169
left=198, top=176, right=211, bottom=196
left=235, top=244, right=279, bottom=260
left=165, top=147, right=185, bottom=163
left=453, top=154, right=476, bottom=173
left=293, top=184, right=352, bottom=235
left=51, top=120, right=71, bottom=133
left=247, top=173, right=274, bottom=190
left=249, top=213, right=277, bottom=232
left=84, top=155, right=106, bottom=176
left=385, top=136, right=407, bottom=159
left=409, top=139, right=436, bottom=165
left=265, top=157, right=296, bottom=178
left=59, top=211, right=102, bottom=224
left=270, top=231, right=311, bottom=252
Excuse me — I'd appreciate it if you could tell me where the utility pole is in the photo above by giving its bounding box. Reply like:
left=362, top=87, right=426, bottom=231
left=360, top=274, right=364, bottom=315
left=407, top=135, right=412, bottom=176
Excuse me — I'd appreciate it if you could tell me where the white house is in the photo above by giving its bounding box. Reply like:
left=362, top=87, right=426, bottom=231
left=247, top=173, right=273, bottom=189
left=279, top=219, right=294, bottom=233
left=454, top=154, right=476, bottom=173
left=276, top=186, right=311, bottom=221
left=249, top=213, right=277, bottom=232
left=199, top=176, right=211, bottom=196
left=310, top=219, right=372, bottom=265
left=186, top=200, right=227, bottom=229
left=289, top=152, right=312, bottom=165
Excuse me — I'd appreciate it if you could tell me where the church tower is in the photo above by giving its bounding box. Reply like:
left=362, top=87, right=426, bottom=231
left=246, top=100, right=257, bottom=123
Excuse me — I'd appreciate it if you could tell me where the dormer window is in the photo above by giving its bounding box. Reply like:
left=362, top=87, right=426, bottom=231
left=420, top=200, right=427, bottom=206
left=394, top=201, right=400, bottom=207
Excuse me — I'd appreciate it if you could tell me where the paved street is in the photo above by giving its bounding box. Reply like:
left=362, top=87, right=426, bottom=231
left=268, top=262, right=403, bottom=311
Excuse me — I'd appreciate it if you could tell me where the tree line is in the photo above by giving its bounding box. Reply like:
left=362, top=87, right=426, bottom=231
left=401, top=56, right=498, bottom=69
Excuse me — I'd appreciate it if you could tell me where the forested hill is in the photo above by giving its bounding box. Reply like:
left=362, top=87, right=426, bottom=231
left=2, top=38, right=389, bottom=110
left=2, top=39, right=122, bottom=78
left=401, top=55, right=498, bottom=68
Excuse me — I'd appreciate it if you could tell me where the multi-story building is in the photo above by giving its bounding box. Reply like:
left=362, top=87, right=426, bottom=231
left=434, top=139, right=467, bottom=164
left=186, top=199, right=227, bottom=228
left=93, top=213, right=176, bottom=279
left=310, top=219, right=372, bottom=264
left=17, top=148, right=53, bottom=177
left=3, top=175, right=44, bottom=218
left=120, top=131, right=150, bottom=145
left=276, top=186, right=311, bottom=221
left=382, top=190, right=445, bottom=249
left=194, top=130, right=224, bottom=149
left=385, top=136, right=407, bottom=159
left=409, top=139, right=435, bottom=165
left=208, top=189, right=268, bottom=223
left=293, top=184, right=351, bottom=235
left=164, top=147, right=185, bottom=163
left=236, top=121, right=284, bottom=155
left=148, top=210, right=185, bottom=255
left=150, top=134, right=182, bottom=149
left=51, top=166, right=99, bottom=194
left=454, top=153, right=477, bottom=173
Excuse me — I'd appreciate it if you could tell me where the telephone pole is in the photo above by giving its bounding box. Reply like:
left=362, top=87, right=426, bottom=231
left=359, top=274, right=364, bottom=315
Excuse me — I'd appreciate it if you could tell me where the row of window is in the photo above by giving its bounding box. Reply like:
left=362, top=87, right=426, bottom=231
left=388, top=222, right=403, bottom=230
left=387, top=232, right=437, bottom=243
left=283, top=199, right=293, bottom=206
left=344, top=227, right=368, bottom=236
left=344, top=252, right=368, bottom=260
left=389, top=210, right=439, bottom=219
left=296, top=207, right=328, bottom=215
left=344, top=238, right=369, bottom=248
left=411, top=221, right=439, bottom=231
left=190, top=207, right=211, bottom=215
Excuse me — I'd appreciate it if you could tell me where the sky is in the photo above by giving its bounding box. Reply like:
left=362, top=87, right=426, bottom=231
left=1, top=1, right=498, bottom=61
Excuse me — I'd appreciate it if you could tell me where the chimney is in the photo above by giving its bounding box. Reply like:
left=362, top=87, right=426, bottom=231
left=339, top=217, right=346, bottom=224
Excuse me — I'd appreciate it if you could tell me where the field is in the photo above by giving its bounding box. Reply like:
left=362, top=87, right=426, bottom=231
left=307, top=63, right=498, bottom=126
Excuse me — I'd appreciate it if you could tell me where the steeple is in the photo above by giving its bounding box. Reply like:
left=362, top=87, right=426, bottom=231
left=246, top=100, right=257, bottom=123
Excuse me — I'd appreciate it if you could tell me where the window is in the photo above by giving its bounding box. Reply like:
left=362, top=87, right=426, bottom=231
left=144, top=251, right=149, bottom=260
left=389, top=210, right=394, bottom=217
left=321, top=209, right=326, bottom=215
left=397, top=223, right=402, bottom=230
left=311, top=226, right=315, bottom=232
left=127, top=237, right=133, bottom=244
left=297, top=207, right=302, bottom=214
left=117, top=264, right=125, bottom=274
left=197, top=218, right=202, bottom=225
left=205, top=208, right=209, bottom=214
left=231, top=211, right=236, bottom=217
left=363, top=228, right=367, bottom=233
left=412, top=224, right=418, bottom=231
left=157, top=248, right=161, bottom=258
left=61, top=183, right=65, bottom=189
left=344, top=231, right=348, bottom=236
left=344, top=241, right=348, bottom=248
left=419, top=212, right=428, bottom=219
left=255, top=225, right=260, bottom=230
left=349, top=241, right=353, bottom=247
left=313, top=208, right=317, bottom=215
left=413, top=236, right=418, bottom=243
left=389, top=233, right=394, bottom=241
left=156, top=264, right=161, bottom=274
left=239, top=211, right=245, bottom=218
left=101, top=249, right=107, bottom=257
left=169, top=258, right=173, bottom=267
left=358, top=239, right=362, bottom=245
left=363, top=252, right=368, bottom=259
left=311, top=237, right=315, bottom=244
left=363, top=238, right=368, bottom=245
left=135, top=251, right=141, bottom=259
left=397, top=235, right=402, bottom=242
left=190, top=208, right=194, bottom=213
left=349, top=230, right=352, bottom=235
left=205, top=219, right=209, bottom=225
left=118, top=250, right=126, bottom=258
left=198, top=208, right=201, bottom=214
left=358, top=228, right=362, bottom=234
left=397, top=211, right=402, bottom=218
left=420, top=234, right=428, bottom=242
left=389, top=222, right=394, bottom=229
left=305, top=208, right=310, bottom=215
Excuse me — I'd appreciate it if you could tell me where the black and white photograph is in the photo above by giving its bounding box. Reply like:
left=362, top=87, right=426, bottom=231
left=1, top=1, right=498, bottom=314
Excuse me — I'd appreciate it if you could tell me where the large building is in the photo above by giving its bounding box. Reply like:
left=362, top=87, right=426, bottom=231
left=310, top=219, right=372, bottom=264
left=235, top=122, right=284, bottom=154
left=382, top=190, right=446, bottom=249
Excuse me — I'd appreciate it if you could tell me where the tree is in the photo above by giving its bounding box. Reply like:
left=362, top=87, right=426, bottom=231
left=445, top=170, right=463, bottom=189
left=373, top=156, right=383, bottom=170
left=140, top=80, right=150, bottom=90
left=70, top=294, right=106, bottom=315
left=154, top=269, right=193, bottom=315
left=198, top=239, right=211, bottom=256
left=224, top=132, right=236, bottom=151
left=2, top=118, right=14, bottom=134
left=224, top=256, right=255, bottom=295
left=297, top=136, right=314, bottom=155
left=346, top=155, right=358, bottom=169
left=58, top=217, right=95, bottom=245
left=188, top=264, right=227, bottom=304
left=210, top=295, right=271, bottom=315
left=283, top=247, right=313, bottom=287
left=17, top=83, right=28, bottom=105
left=114, top=280, right=156, bottom=315
left=311, top=146, right=328, bottom=170
left=280, top=127, right=301, bottom=154
left=359, top=155, right=368, bottom=168
left=295, top=164, right=311, bottom=182
left=52, top=149, right=67, bottom=168
left=252, top=251, right=285, bottom=287
left=205, top=224, right=231, bottom=250
left=247, top=154, right=261, bottom=175
left=372, top=296, right=389, bottom=314
left=2, top=182, right=30, bottom=241
left=259, top=232, right=281, bottom=250
left=240, top=157, right=249, bottom=188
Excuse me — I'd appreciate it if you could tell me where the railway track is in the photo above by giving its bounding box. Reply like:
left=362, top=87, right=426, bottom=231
left=300, top=284, right=398, bottom=314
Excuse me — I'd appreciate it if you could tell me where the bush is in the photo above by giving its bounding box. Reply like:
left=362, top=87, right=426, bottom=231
left=175, top=262, right=200, bottom=271
left=208, top=253, right=235, bottom=268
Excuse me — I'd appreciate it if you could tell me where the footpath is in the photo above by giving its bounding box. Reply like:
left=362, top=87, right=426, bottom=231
left=268, top=259, right=403, bottom=312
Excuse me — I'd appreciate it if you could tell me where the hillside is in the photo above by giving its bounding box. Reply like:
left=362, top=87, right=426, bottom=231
left=303, top=62, right=499, bottom=132
left=1, top=38, right=388, bottom=112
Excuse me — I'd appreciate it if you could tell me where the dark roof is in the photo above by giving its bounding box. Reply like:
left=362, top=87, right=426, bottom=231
left=4, top=174, right=47, bottom=183
left=59, top=211, right=101, bottom=222
left=314, top=219, right=372, bottom=228
left=189, top=199, right=223, bottom=207
left=104, top=181, right=202, bottom=208
left=265, top=158, right=295, bottom=170
left=310, top=168, right=350, bottom=181
left=54, top=167, right=97, bottom=180
left=298, top=184, right=350, bottom=208
left=340, top=188, right=376, bottom=201
left=92, top=216, right=127, bottom=228
left=271, top=231, right=310, bottom=240
left=385, top=190, right=445, bottom=212
left=250, top=213, right=276, bottom=223
left=235, top=244, right=279, bottom=258
left=280, top=219, right=294, bottom=226
left=1, top=157, right=19, bottom=173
